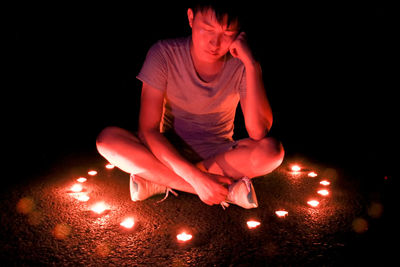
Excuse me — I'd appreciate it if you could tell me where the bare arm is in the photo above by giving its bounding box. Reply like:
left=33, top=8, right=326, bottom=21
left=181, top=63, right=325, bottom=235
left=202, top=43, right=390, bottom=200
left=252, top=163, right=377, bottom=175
left=230, top=33, right=273, bottom=140
left=138, top=82, right=232, bottom=205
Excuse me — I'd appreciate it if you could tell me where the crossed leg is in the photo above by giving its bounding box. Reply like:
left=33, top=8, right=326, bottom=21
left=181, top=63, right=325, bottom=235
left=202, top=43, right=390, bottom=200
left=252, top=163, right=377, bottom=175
left=96, top=126, right=284, bottom=195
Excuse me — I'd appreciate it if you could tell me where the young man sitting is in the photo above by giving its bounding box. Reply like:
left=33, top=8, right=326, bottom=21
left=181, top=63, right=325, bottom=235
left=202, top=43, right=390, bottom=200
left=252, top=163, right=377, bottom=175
left=96, top=1, right=284, bottom=209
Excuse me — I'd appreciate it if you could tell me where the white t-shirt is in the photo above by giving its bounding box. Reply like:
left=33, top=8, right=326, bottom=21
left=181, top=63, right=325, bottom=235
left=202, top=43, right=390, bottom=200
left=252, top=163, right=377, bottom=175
left=137, top=36, right=246, bottom=160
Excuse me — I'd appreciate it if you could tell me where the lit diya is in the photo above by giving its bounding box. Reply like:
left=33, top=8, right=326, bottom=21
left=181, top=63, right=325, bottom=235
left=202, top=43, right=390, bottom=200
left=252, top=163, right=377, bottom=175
left=246, top=220, right=261, bottom=229
left=275, top=210, right=289, bottom=217
left=307, top=200, right=320, bottom=207
left=317, top=189, right=329, bottom=196
left=320, top=180, right=330, bottom=186
left=91, top=202, right=108, bottom=214
left=176, top=232, right=193, bottom=242
left=105, top=163, right=115, bottom=169
left=70, top=183, right=83, bottom=193
left=291, top=165, right=301, bottom=172
left=88, top=170, right=97, bottom=176
left=308, top=171, right=318, bottom=177
left=120, top=217, right=135, bottom=229
left=77, top=177, right=87, bottom=183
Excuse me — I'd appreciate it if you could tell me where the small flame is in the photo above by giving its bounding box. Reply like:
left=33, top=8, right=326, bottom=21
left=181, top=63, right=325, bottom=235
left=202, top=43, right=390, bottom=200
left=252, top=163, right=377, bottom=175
left=105, top=163, right=115, bottom=169
left=307, top=200, right=320, bottom=207
left=291, top=165, right=301, bottom=172
left=120, top=217, right=135, bottom=229
left=320, top=180, right=330, bottom=186
left=317, top=189, right=329, bottom=196
left=308, top=172, right=318, bottom=177
left=246, top=220, right=261, bottom=229
left=77, top=177, right=87, bottom=183
left=91, top=202, right=107, bottom=214
left=88, top=170, right=97, bottom=176
left=74, top=193, right=90, bottom=202
left=177, top=232, right=192, bottom=242
left=70, top=183, right=83, bottom=192
left=275, top=210, right=288, bottom=217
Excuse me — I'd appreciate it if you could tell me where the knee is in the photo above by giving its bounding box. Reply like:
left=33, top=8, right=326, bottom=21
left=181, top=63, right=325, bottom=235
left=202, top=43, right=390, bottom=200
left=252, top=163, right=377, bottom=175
left=251, top=137, right=285, bottom=173
left=96, top=126, right=123, bottom=152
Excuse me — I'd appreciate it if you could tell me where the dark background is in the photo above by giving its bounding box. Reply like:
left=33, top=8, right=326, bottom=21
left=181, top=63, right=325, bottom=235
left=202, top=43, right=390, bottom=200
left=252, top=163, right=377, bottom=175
left=11, top=2, right=393, bottom=182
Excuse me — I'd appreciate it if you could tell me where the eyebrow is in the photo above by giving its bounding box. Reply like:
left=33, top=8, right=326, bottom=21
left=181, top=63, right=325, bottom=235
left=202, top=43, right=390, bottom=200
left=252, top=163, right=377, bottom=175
left=201, top=19, right=238, bottom=32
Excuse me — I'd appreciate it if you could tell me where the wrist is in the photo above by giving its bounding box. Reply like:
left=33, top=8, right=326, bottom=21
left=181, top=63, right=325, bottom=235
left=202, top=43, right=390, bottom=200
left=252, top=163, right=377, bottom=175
left=243, top=58, right=260, bottom=71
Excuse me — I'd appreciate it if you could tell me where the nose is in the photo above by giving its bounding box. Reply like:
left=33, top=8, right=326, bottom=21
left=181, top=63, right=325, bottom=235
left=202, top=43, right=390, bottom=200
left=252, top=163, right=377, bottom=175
left=209, top=33, right=222, bottom=48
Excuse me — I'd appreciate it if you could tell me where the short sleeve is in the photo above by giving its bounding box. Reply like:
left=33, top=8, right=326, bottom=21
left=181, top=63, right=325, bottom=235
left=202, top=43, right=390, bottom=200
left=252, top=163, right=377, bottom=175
left=239, top=67, right=246, bottom=99
left=136, top=41, right=168, bottom=92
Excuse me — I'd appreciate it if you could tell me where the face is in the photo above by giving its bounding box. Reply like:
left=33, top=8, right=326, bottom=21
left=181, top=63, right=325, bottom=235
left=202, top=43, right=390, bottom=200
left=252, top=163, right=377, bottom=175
left=188, top=8, right=239, bottom=62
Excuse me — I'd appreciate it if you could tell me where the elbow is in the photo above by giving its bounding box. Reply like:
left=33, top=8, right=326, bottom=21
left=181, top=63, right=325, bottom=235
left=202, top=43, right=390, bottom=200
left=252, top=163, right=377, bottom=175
left=247, top=118, right=273, bottom=141
left=247, top=126, right=268, bottom=141
left=248, top=129, right=267, bottom=141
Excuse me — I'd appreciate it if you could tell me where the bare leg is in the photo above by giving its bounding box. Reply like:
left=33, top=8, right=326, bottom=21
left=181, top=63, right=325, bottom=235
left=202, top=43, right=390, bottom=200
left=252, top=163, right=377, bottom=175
left=199, top=137, right=284, bottom=179
left=96, top=126, right=196, bottom=194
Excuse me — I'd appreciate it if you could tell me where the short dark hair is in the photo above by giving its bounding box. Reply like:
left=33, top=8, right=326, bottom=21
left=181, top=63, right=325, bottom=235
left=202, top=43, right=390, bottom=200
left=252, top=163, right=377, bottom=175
left=188, top=0, right=244, bottom=30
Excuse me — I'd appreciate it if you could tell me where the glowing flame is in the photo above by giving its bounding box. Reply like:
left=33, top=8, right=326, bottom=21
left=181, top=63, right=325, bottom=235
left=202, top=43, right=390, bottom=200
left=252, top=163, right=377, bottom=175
left=77, top=177, right=87, bottom=183
left=317, top=189, right=329, bottom=196
left=91, top=202, right=107, bottom=214
left=120, top=217, right=135, bottom=229
left=275, top=210, right=289, bottom=217
left=70, top=183, right=83, bottom=192
left=177, top=232, right=193, bottom=242
left=308, top=172, right=318, bottom=177
left=291, top=165, right=301, bottom=172
left=74, top=193, right=90, bottom=202
left=105, top=163, right=115, bottom=169
left=320, top=180, right=330, bottom=186
left=88, top=170, right=97, bottom=176
left=246, top=220, right=261, bottom=229
left=307, top=200, right=320, bottom=207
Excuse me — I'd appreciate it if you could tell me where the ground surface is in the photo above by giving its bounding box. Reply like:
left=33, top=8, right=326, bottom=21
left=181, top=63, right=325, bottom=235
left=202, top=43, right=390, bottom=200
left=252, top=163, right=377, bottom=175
left=0, top=151, right=394, bottom=266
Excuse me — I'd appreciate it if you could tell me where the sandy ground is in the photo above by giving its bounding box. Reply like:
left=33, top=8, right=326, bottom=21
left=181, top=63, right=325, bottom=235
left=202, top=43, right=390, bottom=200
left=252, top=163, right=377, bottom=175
left=0, top=151, right=394, bottom=266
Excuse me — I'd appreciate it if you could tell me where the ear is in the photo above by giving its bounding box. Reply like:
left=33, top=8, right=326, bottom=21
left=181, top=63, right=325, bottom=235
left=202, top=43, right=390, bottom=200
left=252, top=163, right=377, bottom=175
left=187, top=8, right=194, bottom=28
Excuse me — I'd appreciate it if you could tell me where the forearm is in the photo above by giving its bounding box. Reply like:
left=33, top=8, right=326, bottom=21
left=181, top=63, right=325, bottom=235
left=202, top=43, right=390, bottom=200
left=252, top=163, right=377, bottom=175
left=138, top=129, right=202, bottom=185
left=243, top=61, right=273, bottom=140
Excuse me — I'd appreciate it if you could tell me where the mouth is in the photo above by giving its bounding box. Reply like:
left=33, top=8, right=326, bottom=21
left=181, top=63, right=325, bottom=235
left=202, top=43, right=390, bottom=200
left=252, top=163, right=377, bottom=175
left=207, top=49, right=220, bottom=56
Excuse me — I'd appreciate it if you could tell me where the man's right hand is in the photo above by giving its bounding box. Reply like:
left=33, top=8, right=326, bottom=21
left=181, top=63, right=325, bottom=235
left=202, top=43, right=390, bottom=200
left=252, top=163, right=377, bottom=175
left=191, top=172, right=234, bottom=206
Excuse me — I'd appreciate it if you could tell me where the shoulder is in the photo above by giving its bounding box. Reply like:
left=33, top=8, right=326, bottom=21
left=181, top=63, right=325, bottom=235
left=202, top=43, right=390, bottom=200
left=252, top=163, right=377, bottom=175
left=151, top=36, right=189, bottom=54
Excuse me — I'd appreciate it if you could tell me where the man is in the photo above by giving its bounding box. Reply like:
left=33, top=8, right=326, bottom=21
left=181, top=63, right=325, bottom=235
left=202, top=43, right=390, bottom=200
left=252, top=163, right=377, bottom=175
left=96, top=1, right=284, bottom=209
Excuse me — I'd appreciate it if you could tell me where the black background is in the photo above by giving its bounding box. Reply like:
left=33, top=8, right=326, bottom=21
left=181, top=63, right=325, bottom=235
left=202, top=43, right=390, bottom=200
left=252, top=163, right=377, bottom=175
left=11, top=2, right=394, bottom=180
